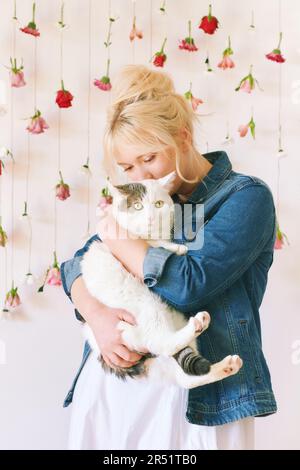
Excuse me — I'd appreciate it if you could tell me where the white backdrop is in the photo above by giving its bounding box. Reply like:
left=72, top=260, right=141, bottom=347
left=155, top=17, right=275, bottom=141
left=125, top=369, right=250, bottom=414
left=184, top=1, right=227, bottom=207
left=0, top=0, right=299, bottom=450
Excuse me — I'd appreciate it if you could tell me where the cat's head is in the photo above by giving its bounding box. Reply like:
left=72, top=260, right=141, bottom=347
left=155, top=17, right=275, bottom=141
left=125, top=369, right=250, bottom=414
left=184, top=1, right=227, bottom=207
left=106, top=171, right=177, bottom=240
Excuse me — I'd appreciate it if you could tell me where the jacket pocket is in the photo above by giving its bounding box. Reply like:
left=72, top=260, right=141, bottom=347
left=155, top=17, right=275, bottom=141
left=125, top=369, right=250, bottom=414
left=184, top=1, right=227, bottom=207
left=238, top=319, right=263, bottom=385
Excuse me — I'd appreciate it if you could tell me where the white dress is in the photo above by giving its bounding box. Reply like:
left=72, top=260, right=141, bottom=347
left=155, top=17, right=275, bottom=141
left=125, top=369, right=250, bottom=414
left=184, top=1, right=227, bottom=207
left=68, top=350, right=255, bottom=450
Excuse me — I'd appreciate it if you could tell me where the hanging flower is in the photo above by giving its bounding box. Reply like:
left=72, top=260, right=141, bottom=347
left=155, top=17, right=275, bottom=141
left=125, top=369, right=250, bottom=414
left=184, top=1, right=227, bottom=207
left=24, top=272, right=35, bottom=285
left=199, top=4, right=219, bottom=35
left=38, top=251, right=62, bottom=292
left=129, top=15, right=143, bottom=41
left=19, top=201, right=31, bottom=222
left=56, top=80, right=74, bottom=108
left=184, top=83, right=204, bottom=111
left=179, top=20, right=198, bottom=52
left=249, top=10, right=255, bottom=32
left=274, top=220, right=289, bottom=249
left=221, top=124, right=235, bottom=145
left=20, top=2, right=40, bottom=37
left=96, top=184, right=113, bottom=216
left=235, top=65, right=263, bottom=93
left=0, top=147, right=13, bottom=176
left=204, top=53, right=213, bottom=73
left=266, top=32, right=286, bottom=63
left=218, top=36, right=235, bottom=70
left=159, top=0, right=166, bottom=13
left=26, top=109, right=49, bottom=134
left=79, top=156, right=92, bottom=176
left=238, top=115, right=255, bottom=139
left=0, top=223, right=8, bottom=247
left=8, top=58, right=26, bottom=87
left=57, top=1, right=67, bottom=29
left=55, top=170, right=70, bottom=201
left=5, top=283, right=21, bottom=309
left=94, top=58, right=112, bottom=91
left=152, top=37, right=167, bottom=67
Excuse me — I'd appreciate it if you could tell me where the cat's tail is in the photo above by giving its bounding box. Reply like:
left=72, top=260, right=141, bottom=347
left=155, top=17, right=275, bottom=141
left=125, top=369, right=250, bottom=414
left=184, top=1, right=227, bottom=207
left=173, top=346, right=211, bottom=376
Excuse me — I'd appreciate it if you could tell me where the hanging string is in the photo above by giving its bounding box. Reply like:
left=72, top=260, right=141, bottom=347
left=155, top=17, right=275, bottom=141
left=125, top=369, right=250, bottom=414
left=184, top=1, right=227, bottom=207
left=55, top=2, right=65, bottom=254
left=25, top=134, right=33, bottom=275
left=149, top=0, right=153, bottom=66
left=132, top=0, right=136, bottom=64
left=85, top=0, right=92, bottom=237
left=108, top=0, right=112, bottom=107
left=276, top=0, right=283, bottom=216
left=10, top=0, right=17, bottom=289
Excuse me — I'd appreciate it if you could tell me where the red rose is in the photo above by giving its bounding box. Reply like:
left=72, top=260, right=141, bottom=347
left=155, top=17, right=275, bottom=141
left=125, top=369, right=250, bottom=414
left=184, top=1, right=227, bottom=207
left=55, top=81, right=74, bottom=108
left=153, top=38, right=167, bottom=67
left=153, top=53, right=167, bottom=67
left=199, top=4, right=219, bottom=35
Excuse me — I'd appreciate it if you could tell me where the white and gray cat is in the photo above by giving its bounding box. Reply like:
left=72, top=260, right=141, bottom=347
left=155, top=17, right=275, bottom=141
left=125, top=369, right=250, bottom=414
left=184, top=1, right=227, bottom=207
left=80, top=171, right=243, bottom=389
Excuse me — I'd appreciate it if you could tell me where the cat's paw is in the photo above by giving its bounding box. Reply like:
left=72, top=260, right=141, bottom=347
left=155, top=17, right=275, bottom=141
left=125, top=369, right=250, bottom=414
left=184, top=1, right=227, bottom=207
left=194, top=311, right=211, bottom=335
left=212, top=355, right=243, bottom=380
left=176, top=244, right=188, bottom=255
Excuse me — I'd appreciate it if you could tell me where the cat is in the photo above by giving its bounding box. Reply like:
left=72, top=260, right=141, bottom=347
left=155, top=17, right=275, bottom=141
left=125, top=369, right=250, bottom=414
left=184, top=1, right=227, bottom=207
left=80, top=171, right=243, bottom=389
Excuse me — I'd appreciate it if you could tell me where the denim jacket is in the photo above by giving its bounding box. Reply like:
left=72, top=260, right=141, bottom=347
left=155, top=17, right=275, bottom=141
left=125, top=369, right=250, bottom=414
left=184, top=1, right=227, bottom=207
left=61, top=150, right=278, bottom=426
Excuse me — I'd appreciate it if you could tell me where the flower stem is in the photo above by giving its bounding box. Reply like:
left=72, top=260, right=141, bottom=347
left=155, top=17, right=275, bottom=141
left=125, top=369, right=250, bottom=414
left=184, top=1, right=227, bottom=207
left=160, top=37, right=167, bottom=52
left=59, top=170, right=64, bottom=182
left=208, top=4, right=212, bottom=20
left=188, top=20, right=191, bottom=38
left=32, top=2, right=36, bottom=23
left=61, top=79, right=65, bottom=91
left=13, top=0, right=17, bottom=20
left=106, top=58, right=110, bottom=76
left=277, top=32, right=283, bottom=49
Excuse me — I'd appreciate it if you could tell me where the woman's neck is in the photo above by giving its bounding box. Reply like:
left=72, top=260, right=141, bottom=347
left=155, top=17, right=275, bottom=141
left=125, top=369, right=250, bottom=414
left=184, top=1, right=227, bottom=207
left=177, top=151, right=213, bottom=202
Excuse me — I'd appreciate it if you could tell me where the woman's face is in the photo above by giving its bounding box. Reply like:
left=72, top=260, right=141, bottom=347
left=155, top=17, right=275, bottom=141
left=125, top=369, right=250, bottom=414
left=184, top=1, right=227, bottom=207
left=115, top=144, right=184, bottom=195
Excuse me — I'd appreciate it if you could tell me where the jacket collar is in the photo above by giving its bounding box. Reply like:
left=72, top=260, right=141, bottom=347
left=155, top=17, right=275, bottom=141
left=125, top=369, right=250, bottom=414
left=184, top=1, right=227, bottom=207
left=172, top=150, right=232, bottom=204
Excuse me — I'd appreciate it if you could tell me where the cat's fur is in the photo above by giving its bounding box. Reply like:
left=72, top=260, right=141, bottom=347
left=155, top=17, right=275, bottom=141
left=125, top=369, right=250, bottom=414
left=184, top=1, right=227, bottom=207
left=80, top=171, right=243, bottom=388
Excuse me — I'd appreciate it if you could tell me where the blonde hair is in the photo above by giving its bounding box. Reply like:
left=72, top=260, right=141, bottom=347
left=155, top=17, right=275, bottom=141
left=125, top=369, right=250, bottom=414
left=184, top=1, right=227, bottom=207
left=102, top=64, right=203, bottom=184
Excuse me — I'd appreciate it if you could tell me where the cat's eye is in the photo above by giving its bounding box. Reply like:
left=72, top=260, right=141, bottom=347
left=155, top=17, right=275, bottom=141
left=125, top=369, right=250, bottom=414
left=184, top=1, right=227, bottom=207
left=155, top=200, right=164, bottom=208
left=133, top=201, right=143, bottom=210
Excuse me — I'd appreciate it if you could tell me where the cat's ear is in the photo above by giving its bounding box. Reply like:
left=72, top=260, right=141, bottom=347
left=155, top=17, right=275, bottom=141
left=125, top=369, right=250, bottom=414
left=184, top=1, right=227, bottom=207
left=157, top=170, right=177, bottom=191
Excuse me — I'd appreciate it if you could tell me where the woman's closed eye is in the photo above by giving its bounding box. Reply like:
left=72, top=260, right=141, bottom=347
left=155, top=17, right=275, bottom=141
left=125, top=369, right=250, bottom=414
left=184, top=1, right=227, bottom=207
left=123, top=154, right=156, bottom=172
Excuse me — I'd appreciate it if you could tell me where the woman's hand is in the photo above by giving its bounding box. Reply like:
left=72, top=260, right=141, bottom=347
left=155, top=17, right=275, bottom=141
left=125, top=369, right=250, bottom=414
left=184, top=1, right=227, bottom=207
left=89, top=303, right=147, bottom=369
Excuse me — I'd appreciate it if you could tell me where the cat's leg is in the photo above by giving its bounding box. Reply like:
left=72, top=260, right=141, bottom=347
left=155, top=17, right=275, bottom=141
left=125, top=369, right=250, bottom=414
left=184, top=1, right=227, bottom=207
left=172, top=354, right=243, bottom=388
left=144, top=354, right=243, bottom=387
left=117, top=311, right=210, bottom=357
left=148, top=239, right=188, bottom=255
left=145, top=311, right=210, bottom=356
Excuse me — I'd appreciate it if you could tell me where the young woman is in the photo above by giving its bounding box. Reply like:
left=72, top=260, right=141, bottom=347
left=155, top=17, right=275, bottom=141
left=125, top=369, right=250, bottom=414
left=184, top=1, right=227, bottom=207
left=61, top=64, right=277, bottom=450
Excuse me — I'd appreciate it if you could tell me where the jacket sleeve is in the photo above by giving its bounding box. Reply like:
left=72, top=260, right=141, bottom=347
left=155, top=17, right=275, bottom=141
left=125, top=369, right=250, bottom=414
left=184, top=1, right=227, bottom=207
left=60, top=234, right=101, bottom=322
left=142, top=183, right=276, bottom=314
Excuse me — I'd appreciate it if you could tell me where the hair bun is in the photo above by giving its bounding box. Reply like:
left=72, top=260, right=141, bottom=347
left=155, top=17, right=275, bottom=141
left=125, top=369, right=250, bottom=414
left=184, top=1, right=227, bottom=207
left=111, top=64, right=175, bottom=107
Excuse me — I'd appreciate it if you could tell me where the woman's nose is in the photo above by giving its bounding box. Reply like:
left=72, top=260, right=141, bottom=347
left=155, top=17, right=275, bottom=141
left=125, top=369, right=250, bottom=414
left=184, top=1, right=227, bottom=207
left=134, top=171, right=153, bottom=181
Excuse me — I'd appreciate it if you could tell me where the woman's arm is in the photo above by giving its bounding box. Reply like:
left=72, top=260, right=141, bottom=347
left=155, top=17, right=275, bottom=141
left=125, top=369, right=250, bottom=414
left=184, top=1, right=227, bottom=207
left=70, top=276, right=144, bottom=369
left=61, top=236, right=145, bottom=368
left=98, top=182, right=276, bottom=314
